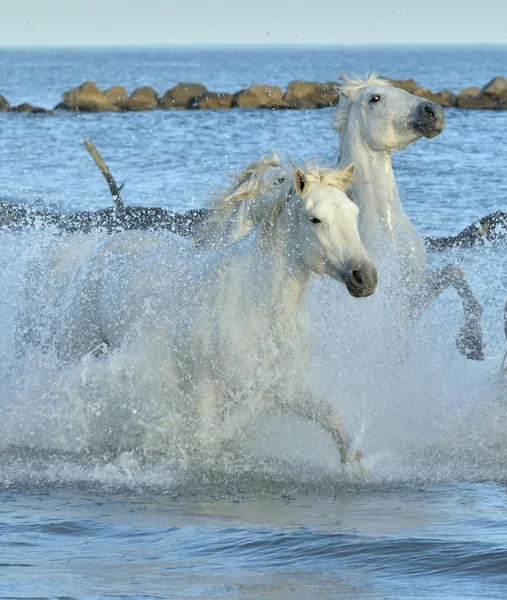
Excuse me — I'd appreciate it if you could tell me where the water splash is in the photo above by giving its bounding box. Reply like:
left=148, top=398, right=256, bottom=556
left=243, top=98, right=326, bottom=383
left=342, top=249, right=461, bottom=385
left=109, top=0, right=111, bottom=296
left=0, top=230, right=506, bottom=494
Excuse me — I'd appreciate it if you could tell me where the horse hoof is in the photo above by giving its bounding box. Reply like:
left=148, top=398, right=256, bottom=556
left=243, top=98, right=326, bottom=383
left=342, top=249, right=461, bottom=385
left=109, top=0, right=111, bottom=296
left=456, top=339, right=484, bottom=360
left=349, top=450, right=363, bottom=462
left=457, top=328, right=485, bottom=361
left=342, top=454, right=368, bottom=479
left=457, top=340, right=484, bottom=361
left=467, top=348, right=484, bottom=361
left=342, top=450, right=363, bottom=467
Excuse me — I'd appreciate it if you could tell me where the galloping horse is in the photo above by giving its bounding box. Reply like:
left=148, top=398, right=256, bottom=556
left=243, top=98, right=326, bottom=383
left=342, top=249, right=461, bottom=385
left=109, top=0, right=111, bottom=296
left=17, top=163, right=377, bottom=467
left=335, top=74, right=483, bottom=360
left=195, top=74, right=484, bottom=360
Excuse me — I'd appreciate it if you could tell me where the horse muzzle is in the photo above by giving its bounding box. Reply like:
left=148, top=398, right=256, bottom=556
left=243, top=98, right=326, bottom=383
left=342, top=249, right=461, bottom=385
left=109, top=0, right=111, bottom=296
left=345, top=261, right=378, bottom=298
left=412, top=101, right=445, bottom=139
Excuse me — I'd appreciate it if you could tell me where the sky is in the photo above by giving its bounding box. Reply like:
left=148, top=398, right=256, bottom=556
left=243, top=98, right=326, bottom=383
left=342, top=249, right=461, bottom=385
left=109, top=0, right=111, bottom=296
left=1, top=0, right=506, bottom=46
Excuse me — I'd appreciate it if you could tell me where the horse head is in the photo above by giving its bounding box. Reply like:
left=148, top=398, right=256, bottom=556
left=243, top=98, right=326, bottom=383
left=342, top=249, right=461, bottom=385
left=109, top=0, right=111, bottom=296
left=334, top=73, right=445, bottom=153
left=268, top=163, right=378, bottom=298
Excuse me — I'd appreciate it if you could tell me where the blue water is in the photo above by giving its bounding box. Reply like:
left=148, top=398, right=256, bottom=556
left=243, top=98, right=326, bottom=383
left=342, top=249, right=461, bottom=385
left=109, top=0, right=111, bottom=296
left=2, top=485, right=507, bottom=600
left=1, top=46, right=507, bottom=600
left=0, top=45, right=506, bottom=107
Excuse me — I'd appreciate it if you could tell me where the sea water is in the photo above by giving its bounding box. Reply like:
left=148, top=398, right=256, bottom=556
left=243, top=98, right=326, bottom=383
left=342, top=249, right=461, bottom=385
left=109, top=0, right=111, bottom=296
left=0, top=46, right=507, bottom=599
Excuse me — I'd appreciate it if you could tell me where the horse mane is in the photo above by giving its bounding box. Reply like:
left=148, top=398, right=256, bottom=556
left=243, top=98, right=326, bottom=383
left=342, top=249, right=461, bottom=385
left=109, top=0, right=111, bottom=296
left=333, top=73, right=392, bottom=133
left=212, top=151, right=282, bottom=213
left=300, top=164, right=356, bottom=191
left=194, top=152, right=283, bottom=244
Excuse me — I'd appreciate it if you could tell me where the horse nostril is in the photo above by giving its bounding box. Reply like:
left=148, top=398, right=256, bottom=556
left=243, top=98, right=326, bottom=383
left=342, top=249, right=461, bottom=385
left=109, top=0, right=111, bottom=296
left=351, top=269, right=364, bottom=287
left=423, top=104, right=436, bottom=119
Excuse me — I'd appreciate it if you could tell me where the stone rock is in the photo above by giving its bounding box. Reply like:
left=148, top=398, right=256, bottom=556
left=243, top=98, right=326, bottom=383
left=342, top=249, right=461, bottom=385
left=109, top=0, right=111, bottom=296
left=62, top=81, right=114, bottom=112
left=433, top=89, right=458, bottom=107
left=118, top=87, right=160, bottom=111
left=0, top=94, right=10, bottom=111
left=493, top=95, right=507, bottom=109
left=457, top=86, right=481, bottom=98
left=103, top=86, right=128, bottom=105
left=233, top=85, right=286, bottom=109
left=284, top=81, right=339, bottom=109
left=189, top=92, right=234, bottom=110
left=162, top=83, right=208, bottom=109
left=481, top=76, right=507, bottom=98
left=9, top=103, right=53, bottom=116
left=413, top=87, right=457, bottom=107
left=386, top=78, right=418, bottom=94
left=455, top=87, right=498, bottom=109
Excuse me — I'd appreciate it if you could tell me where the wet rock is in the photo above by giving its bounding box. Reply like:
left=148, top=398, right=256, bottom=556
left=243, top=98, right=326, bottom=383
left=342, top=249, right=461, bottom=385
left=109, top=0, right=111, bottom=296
left=284, top=81, right=339, bottom=109
left=481, top=76, right=507, bottom=99
left=233, top=85, right=286, bottom=109
left=103, top=86, right=128, bottom=106
left=479, top=76, right=507, bottom=109
left=9, top=103, right=53, bottom=116
left=162, top=83, right=208, bottom=109
left=61, top=81, right=114, bottom=112
left=413, top=87, right=457, bottom=107
left=118, top=87, right=160, bottom=111
left=493, top=96, right=507, bottom=109
left=189, top=92, right=234, bottom=110
left=386, top=78, right=418, bottom=93
left=0, top=94, right=10, bottom=111
left=455, top=86, right=499, bottom=109
left=456, top=86, right=481, bottom=103
left=432, top=89, right=458, bottom=107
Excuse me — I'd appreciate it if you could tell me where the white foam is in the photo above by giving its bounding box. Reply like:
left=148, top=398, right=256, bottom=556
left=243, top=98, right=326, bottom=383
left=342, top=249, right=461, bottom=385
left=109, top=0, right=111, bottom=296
left=1, top=231, right=506, bottom=491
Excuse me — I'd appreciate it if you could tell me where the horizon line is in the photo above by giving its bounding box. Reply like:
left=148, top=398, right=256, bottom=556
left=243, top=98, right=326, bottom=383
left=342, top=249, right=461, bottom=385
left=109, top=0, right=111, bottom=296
left=1, top=42, right=507, bottom=49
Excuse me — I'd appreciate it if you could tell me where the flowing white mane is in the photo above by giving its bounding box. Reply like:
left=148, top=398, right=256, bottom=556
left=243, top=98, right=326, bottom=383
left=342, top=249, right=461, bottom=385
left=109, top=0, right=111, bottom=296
left=301, top=165, right=355, bottom=190
left=193, top=152, right=283, bottom=245
left=333, top=73, right=392, bottom=133
left=212, top=151, right=282, bottom=214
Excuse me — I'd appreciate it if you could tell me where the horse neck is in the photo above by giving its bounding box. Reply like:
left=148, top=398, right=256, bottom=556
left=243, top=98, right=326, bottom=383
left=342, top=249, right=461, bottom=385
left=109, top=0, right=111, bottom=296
left=257, top=232, right=310, bottom=318
left=250, top=215, right=311, bottom=323
left=243, top=186, right=282, bottom=237
left=198, top=202, right=251, bottom=249
left=338, top=130, right=404, bottom=233
left=338, top=127, right=427, bottom=272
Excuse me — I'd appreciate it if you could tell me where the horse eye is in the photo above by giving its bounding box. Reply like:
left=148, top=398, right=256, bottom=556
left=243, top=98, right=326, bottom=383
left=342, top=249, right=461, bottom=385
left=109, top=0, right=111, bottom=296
left=370, top=95, right=381, bottom=103
left=309, top=216, right=321, bottom=224
left=275, top=176, right=285, bottom=184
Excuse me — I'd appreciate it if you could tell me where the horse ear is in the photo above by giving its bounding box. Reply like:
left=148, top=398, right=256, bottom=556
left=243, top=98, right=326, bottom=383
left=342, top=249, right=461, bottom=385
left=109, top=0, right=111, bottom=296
left=271, top=150, right=281, bottom=165
left=294, top=168, right=306, bottom=196
left=340, top=163, right=355, bottom=190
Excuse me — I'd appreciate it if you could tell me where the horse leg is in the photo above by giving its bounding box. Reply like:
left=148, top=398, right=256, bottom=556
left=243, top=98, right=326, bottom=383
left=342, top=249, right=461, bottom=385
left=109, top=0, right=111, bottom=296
left=412, top=265, right=484, bottom=361
left=279, top=391, right=361, bottom=466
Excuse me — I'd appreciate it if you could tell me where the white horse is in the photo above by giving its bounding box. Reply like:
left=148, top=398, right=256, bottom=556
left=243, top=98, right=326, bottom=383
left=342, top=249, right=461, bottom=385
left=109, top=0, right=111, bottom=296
left=18, top=163, right=377, bottom=467
left=334, top=74, right=483, bottom=360
left=197, top=75, right=484, bottom=360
